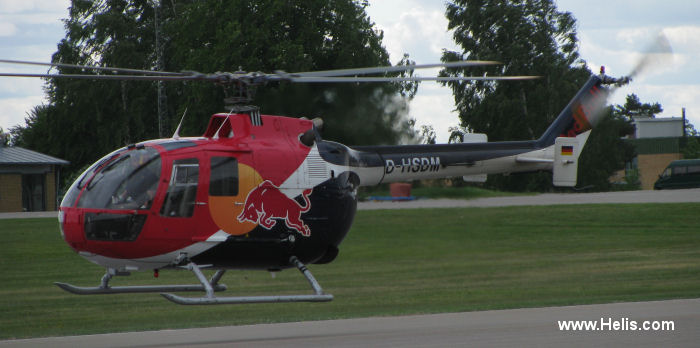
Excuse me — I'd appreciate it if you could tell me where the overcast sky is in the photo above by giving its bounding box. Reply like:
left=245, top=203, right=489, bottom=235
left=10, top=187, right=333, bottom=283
left=1, top=0, right=698, bottom=143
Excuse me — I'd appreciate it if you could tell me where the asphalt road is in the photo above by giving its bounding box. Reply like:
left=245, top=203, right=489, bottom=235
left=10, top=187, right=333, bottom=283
left=358, top=187, right=700, bottom=210
left=2, top=299, right=698, bottom=347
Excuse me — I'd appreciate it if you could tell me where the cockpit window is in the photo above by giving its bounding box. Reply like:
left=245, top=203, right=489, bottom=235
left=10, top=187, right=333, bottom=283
left=61, top=148, right=126, bottom=208
left=76, top=147, right=161, bottom=210
left=160, top=158, right=199, bottom=217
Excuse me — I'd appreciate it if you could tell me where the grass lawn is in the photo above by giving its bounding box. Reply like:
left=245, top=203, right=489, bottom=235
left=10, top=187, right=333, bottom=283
left=1, top=203, right=699, bottom=339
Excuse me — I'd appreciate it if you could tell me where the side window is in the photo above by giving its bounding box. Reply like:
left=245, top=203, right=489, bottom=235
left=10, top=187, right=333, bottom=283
left=160, top=158, right=199, bottom=217
left=209, top=157, right=239, bottom=196
left=672, top=166, right=687, bottom=175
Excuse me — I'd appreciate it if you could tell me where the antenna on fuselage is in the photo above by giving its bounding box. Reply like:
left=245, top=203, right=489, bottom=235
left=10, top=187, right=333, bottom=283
left=172, top=107, right=188, bottom=139
left=212, top=108, right=236, bottom=140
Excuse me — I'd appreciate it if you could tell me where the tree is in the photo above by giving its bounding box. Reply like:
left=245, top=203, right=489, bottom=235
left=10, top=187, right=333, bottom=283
left=13, top=1, right=163, bottom=175
left=419, top=125, right=436, bottom=144
left=0, top=127, right=10, bottom=146
left=10, top=105, right=52, bottom=150
left=681, top=119, right=700, bottom=159
left=578, top=94, right=671, bottom=191
left=685, top=118, right=699, bottom=137
left=577, top=107, right=636, bottom=190
left=442, top=0, right=590, bottom=140
left=441, top=0, right=593, bottom=191
left=615, top=94, right=662, bottom=118
left=163, top=1, right=416, bottom=146
left=14, top=0, right=416, bottom=184
left=447, top=125, right=468, bottom=144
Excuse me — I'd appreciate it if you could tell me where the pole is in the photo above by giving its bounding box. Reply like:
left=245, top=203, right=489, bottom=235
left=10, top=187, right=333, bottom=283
left=154, top=1, right=168, bottom=138
left=682, top=107, right=686, bottom=138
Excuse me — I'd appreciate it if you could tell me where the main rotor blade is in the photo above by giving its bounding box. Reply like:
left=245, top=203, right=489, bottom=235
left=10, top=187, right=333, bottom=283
left=0, top=60, right=537, bottom=84
left=0, top=58, right=187, bottom=76
left=288, top=61, right=500, bottom=77
left=289, top=75, right=540, bottom=83
left=0, top=72, right=200, bottom=81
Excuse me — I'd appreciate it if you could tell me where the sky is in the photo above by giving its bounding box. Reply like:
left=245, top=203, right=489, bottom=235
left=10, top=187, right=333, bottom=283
left=1, top=0, right=699, bottom=143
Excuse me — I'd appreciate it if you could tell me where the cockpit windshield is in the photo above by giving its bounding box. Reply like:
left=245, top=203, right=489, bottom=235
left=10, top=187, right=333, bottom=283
left=75, top=146, right=161, bottom=210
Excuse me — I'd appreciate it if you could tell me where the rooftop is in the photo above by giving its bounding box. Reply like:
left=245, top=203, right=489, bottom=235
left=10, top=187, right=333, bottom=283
left=0, top=146, right=69, bottom=165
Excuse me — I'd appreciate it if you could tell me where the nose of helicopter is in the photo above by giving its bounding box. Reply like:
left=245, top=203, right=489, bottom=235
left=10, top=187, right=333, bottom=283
left=58, top=209, right=64, bottom=239
left=58, top=207, right=86, bottom=252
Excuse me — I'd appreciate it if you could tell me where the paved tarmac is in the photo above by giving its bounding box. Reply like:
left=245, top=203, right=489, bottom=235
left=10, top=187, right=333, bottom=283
left=358, top=187, right=700, bottom=210
left=2, top=298, right=698, bottom=347
left=0, top=211, right=57, bottom=219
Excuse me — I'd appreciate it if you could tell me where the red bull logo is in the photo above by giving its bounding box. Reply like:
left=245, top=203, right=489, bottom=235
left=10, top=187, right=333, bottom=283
left=237, top=180, right=312, bottom=236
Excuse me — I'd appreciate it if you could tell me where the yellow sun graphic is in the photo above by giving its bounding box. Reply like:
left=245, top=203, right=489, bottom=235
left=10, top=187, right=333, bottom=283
left=208, top=163, right=261, bottom=235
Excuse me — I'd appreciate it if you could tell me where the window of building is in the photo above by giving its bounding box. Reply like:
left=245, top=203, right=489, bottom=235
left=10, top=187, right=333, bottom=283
left=22, top=174, right=45, bottom=212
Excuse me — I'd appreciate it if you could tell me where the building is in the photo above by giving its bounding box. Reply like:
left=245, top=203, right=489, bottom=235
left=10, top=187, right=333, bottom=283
left=624, top=116, right=685, bottom=190
left=0, top=145, right=69, bottom=212
left=632, top=116, right=684, bottom=138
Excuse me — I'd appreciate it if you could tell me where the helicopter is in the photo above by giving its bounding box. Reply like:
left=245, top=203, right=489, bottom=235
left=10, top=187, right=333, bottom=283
left=1, top=58, right=630, bottom=305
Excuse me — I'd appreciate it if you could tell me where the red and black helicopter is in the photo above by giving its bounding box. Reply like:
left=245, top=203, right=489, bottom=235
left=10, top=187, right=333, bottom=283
left=1, top=58, right=631, bottom=305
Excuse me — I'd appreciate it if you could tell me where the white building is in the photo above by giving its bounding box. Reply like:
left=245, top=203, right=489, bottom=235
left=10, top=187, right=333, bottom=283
left=631, top=116, right=684, bottom=139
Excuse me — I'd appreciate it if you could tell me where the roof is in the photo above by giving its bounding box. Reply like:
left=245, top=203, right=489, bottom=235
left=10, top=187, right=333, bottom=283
left=632, top=116, right=684, bottom=123
left=0, top=146, right=69, bottom=165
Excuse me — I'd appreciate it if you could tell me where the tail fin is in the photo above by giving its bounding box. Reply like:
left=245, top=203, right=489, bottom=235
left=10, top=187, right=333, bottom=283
left=536, top=75, right=609, bottom=147
left=538, top=74, right=618, bottom=186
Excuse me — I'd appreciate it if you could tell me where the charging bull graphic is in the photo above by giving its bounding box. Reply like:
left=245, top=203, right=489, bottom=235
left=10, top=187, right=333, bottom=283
left=237, top=180, right=312, bottom=236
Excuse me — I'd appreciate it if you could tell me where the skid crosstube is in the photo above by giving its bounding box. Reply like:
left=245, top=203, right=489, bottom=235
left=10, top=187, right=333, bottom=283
left=161, top=256, right=333, bottom=305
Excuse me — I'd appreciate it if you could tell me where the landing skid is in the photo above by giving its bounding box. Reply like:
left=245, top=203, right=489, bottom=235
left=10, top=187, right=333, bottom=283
left=55, top=268, right=227, bottom=295
left=54, top=256, right=333, bottom=305
left=161, top=256, right=334, bottom=305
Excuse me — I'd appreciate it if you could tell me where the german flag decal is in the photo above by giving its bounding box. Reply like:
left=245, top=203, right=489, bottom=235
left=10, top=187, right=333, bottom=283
left=561, top=145, right=574, bottom=156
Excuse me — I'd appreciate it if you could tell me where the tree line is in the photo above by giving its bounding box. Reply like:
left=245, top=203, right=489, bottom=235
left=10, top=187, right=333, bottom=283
left=9, top=0, right=671, bottom=192
left=11, top=0, right=417, bottom=177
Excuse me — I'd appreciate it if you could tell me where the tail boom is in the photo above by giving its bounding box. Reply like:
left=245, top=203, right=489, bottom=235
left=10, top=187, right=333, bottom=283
left=320, top=74, right=615, bottom=188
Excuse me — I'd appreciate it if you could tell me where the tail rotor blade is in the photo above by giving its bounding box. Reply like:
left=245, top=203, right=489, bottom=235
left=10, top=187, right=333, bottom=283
left=628, top=32, right=673, bottom=79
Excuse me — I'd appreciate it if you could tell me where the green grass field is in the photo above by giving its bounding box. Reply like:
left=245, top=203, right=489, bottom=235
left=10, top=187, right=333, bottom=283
left=1, top=203, right=700, bottom=339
